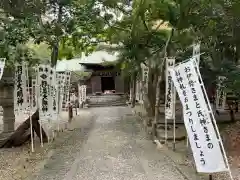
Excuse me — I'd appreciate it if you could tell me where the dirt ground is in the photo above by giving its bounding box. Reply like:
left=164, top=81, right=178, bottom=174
left=0, top=109, right=88, bottom=180
left=133, top=105, right=240, bottom=180
left=1, top=106, right=240, bottom=180
left=170, top=120, right=240, bottom=180
left=0, top=142, right=51, bottom=180
left=216, top=121, right=240, bottom=179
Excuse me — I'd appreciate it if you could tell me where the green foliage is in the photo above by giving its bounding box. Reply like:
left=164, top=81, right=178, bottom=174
left=0, top=11, right=41, bottom=68
left=2, top=0, right=240, bottom=99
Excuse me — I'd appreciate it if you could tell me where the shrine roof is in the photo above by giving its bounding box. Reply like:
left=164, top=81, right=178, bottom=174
left=56, top=51, right=118, bottom=72
left=79, top=51, right=118, bottom=65
left=56, top=58, right=85, bottom=72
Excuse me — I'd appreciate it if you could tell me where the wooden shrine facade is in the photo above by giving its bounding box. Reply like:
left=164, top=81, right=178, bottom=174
left=79, top=63, right=127, bottom=95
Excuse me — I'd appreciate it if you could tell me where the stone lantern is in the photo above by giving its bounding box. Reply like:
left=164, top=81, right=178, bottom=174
left=0, top=69, right=15, bottom=140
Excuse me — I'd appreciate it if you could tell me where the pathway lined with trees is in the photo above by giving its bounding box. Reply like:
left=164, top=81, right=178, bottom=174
left=29, top=107, right=191, bottom=180
left=1, top=0, right=240, bottom=179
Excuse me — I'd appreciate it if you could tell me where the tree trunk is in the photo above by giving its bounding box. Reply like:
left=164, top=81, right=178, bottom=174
left=147, top=68, right=156, bottom=117
left=152, top=74, right=162, bottom=140
left=0, top=110, right=48, bottom=148
left=50, top=4, right=63, bottom=66
left=131, top=73, right=137, bottom=108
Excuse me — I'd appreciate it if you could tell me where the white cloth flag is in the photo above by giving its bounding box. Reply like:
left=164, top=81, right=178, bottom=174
left=63, top=71, right=71, bottom=107
left=139, top=81, right=143, bottom=104
left=216, top=76, right=226, bottom=111
left=32, top=79, right=37, bottom=112
left=165, top=58, right=176, bottom=119
left=0, top=58, right=5, bottom=80
left=141, top=63, right=149, bottom=91
left=37, top=65, right=50, bottom=123
left=81, top=85, right=87, bottom=102
left=170, top=58, right=228, bottom=173
left=193, top=44, right=200, bottom=65
left=78, top=84, right=82, bottom=104
left=136, top=80, right=140, bottom=101
left=56, top=72, right=65, bottom=110
left=48, top=68, right=58, bottom=120
left=14, top=63, right=28, bottom=116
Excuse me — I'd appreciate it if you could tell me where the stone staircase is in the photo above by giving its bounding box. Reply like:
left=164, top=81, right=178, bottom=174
left=87, top=94, right=127, bottom=107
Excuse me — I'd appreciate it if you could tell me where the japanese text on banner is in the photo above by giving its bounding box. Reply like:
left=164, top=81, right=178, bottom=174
left=216, top=76, right=226, bottom=111
left=165, top=58, right=175, bottom=119
left=170, top=58, right=228, bottom=173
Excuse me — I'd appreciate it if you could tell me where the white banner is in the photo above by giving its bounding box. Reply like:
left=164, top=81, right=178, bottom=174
left=49, top=68, right=58, bottom=120
left=37, top=65, right=50, bottom=122
left=0, top=58, right=5, bottom=80
left=14, top=62, right=28, bottom=116
left=193, top=43, right=200, bottom=65
left=216, top=76, right=226, bottom=111
left=165, top=58, right=176, bottom=119
left=63, top=71, right=71, bottom=107
left=170, top=58, right=228, bottom=173
left=139, top=81, right=144, bottom=104
left=78, top=84, right=82, bottom=104
left=56, top=72, right=65, bottom=110
left=82, top=85, right=87, bottom=102
left=136, top=80, right=140, bottom=101
left=141, top=64, right=149, bottom=83
left=32, top=79, right=37, bottom=111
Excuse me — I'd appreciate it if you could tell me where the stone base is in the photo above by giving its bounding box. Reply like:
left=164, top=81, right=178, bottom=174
left=156, top=126, right=186, bottom=141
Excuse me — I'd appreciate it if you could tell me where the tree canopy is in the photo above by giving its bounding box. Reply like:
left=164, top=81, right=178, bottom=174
left=1, top=0, right=240, bottom=94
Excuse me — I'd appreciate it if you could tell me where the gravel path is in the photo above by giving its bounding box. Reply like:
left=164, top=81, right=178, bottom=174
left=29, top=106, right=187, bottom=180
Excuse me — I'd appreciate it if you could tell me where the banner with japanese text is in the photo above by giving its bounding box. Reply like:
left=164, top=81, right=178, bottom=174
left=63, top=71, right=71, bottom=107
left=78, top=84, right=82, bottom=104
left=81, top=85, right=87, bottom=102
left=193, top=43, right=200, bottom=65
left=165, top=58, right=176, bottom=119
left=136, top=79, right=140, bottom=101
left=48, top=68, right=58, bottom=120
left=56, top=72, right=65, bottom=110
left=216, top=76, right=226, bottom=111
left=170, top=58, right=228, bottom=173
left=14, top=62, right=28, bottom=116
left=0, top=58, right=5, bottom=80
left=141, top=63, right=149, bottom=91
left=32, top=79, right=37, bottom=111
left=37, top=65, right=50, bottom=123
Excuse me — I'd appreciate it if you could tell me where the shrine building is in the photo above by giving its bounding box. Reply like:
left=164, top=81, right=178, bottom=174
left=56, top=51, right=128, bottom=95
left=79, top=62, right=126, bottom=95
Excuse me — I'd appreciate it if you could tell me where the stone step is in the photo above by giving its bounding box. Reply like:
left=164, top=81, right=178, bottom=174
left=88, top=103, right=127, bottom=107
left=89, top=100, right=126, bottom=103
left=88, top=101, right=127, bottom=105
left=89, top=102, right=126, bottom=107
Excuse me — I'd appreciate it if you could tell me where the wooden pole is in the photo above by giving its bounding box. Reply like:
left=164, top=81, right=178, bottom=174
left=209, top=174, right=212, bottom=180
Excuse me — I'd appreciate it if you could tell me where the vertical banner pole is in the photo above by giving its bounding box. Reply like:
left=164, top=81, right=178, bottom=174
left=209, top=174, right=212, bottom=180
left=165, top=59, right=168, bottom=144
left=57, top=73, right=63, bottom=131
left=46, top=65, right=50, bottom=144
left=173, top=86, right=176, bottom=151
left=74, top=93, right=77, bottom=115
left=49, top=67, right=55, bottom=141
